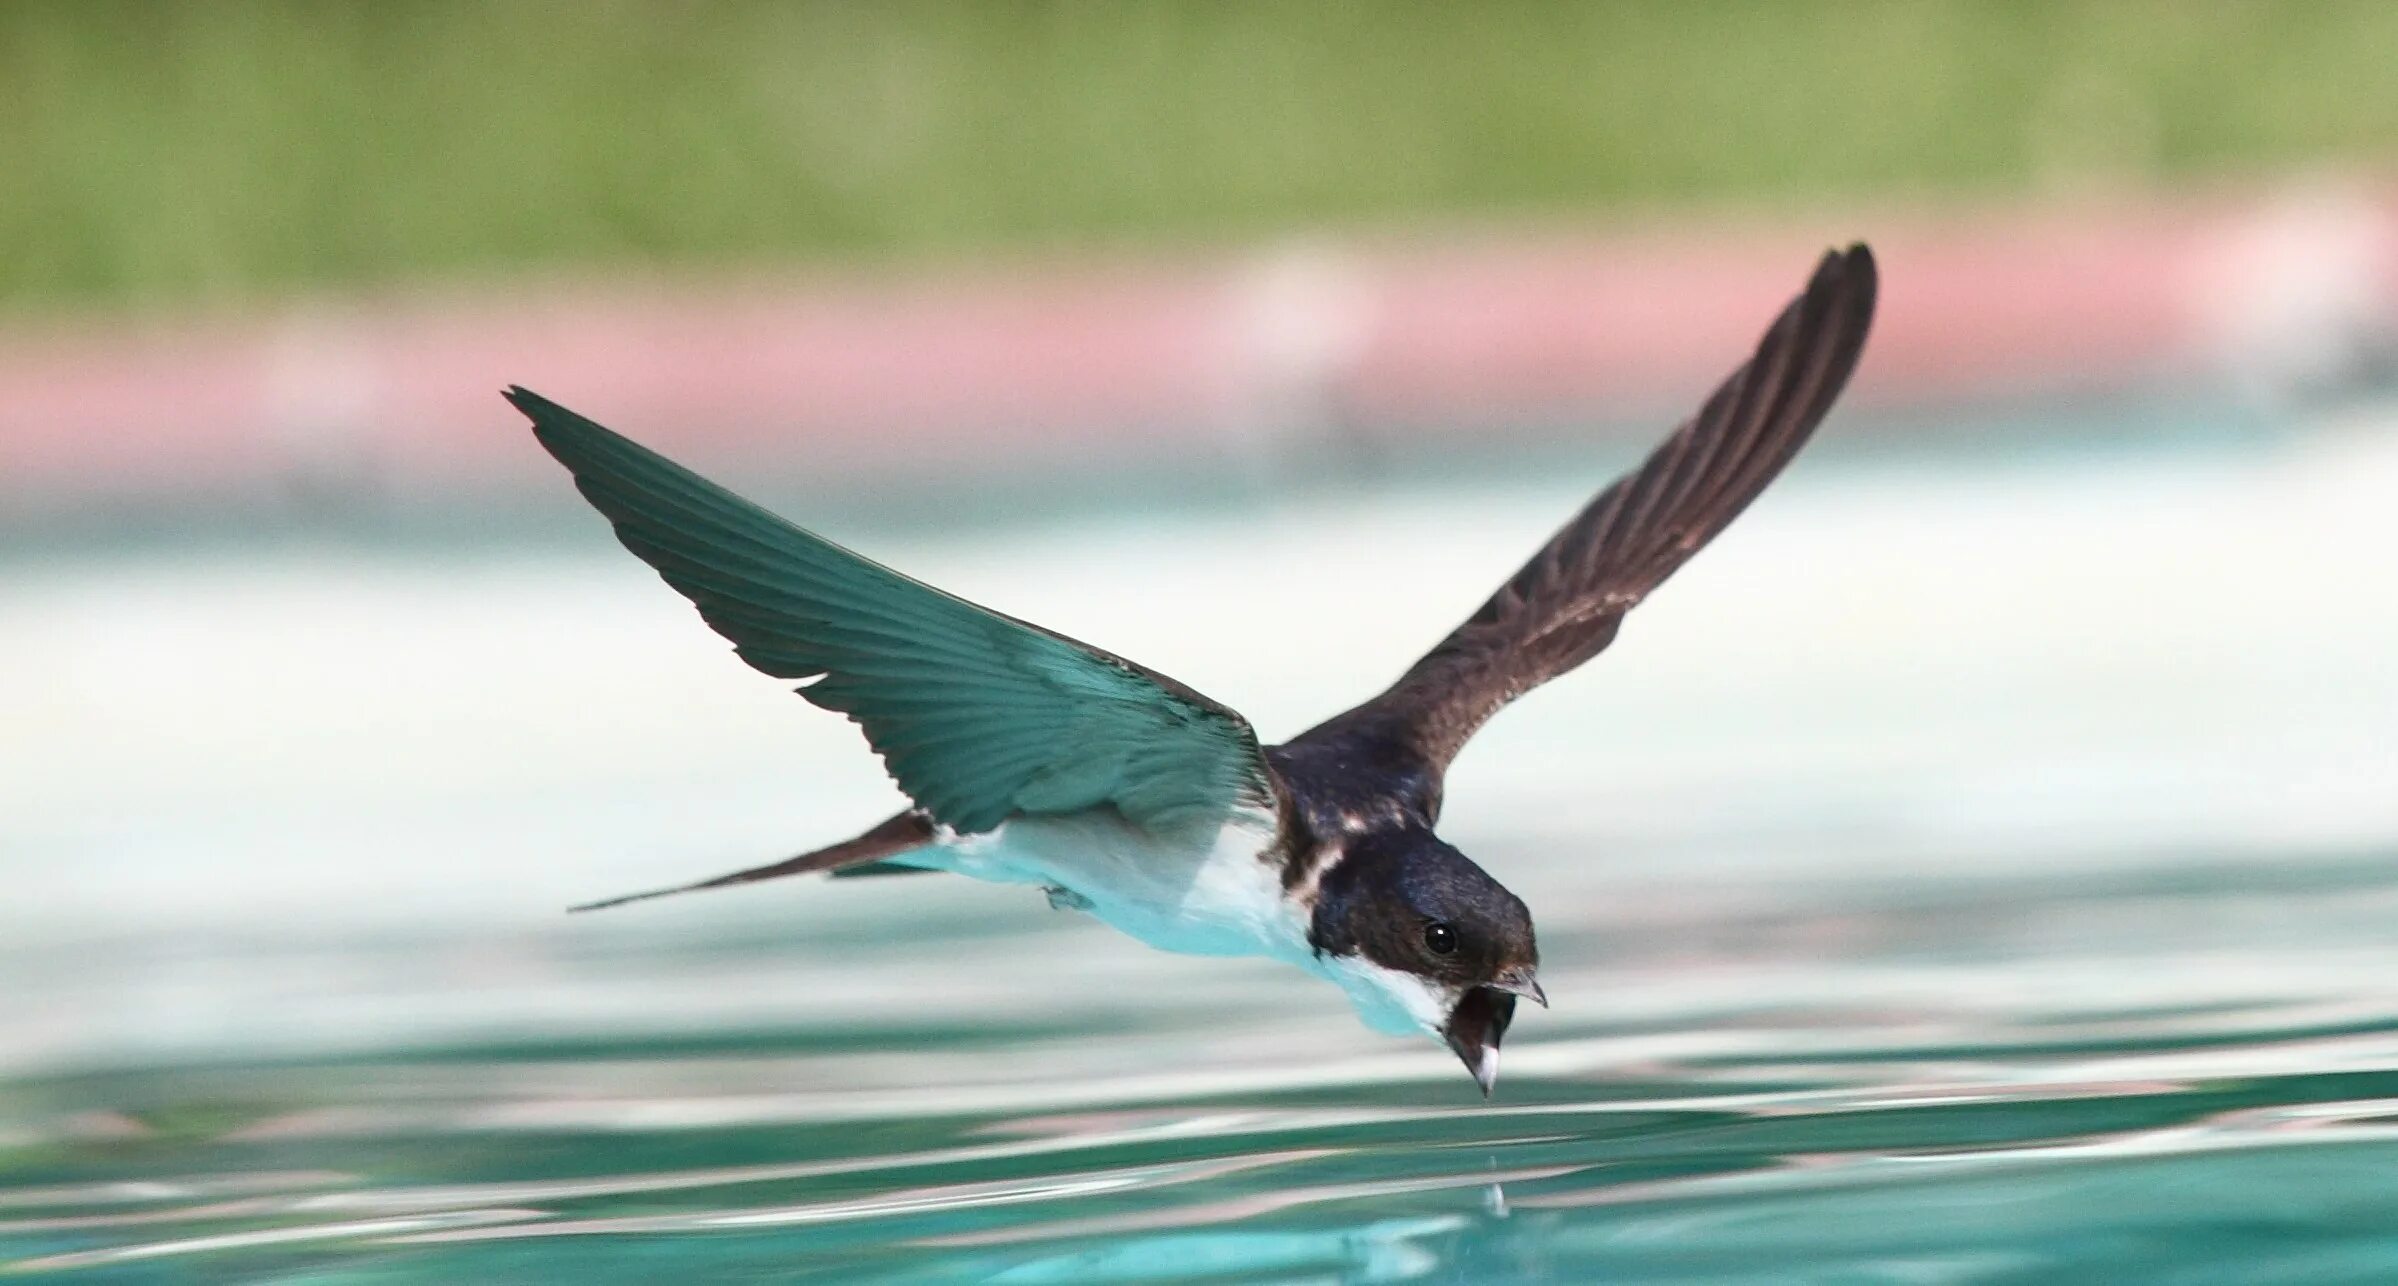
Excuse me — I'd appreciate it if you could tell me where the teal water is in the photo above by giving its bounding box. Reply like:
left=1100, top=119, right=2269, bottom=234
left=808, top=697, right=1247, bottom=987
left=6, top=429, right=2398, bottom=1281
left=13, top=843, right=2398, bottom=1282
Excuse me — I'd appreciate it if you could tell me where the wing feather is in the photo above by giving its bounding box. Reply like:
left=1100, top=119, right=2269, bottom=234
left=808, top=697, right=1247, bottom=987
left=510, top=388, right=1270, bottom=836
left=1287, top=244, right=1878, bottom=788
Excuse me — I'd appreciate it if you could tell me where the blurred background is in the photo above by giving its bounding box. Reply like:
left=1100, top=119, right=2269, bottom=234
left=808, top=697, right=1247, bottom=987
left=7, top=3, right=2398, bottom=1279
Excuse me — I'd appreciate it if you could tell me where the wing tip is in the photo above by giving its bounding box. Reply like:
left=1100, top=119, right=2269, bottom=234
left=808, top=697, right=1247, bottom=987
left=502, top=383, right=593, bottom=448
left=500, top=383, right=551, bottom=420
left=1822, top=237, right=1880, bottom=287
left=1814, top=241, right=1878, bottom=303
left=504, top=385, right=675, bottom=506
left=504, top=384, right=642, bottom=470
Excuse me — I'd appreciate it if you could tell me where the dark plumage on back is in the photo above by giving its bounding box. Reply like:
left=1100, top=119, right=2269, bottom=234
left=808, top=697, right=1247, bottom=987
left=1287, top=244, right=1877, bottom=795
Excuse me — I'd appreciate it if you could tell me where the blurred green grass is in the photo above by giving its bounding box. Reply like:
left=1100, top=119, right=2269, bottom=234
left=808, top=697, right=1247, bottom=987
left=6, top=0, right=2397, bottom=311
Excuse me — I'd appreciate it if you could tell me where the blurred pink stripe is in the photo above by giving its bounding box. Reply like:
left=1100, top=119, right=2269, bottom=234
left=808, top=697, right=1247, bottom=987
left=4, top=181, right=2394, bottom=505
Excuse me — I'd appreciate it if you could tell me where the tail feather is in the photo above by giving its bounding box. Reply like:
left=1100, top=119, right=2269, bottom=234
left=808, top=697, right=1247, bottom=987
left=826, top=859, right=941, bottom=880
left=570, top=811, right=936, bottom=912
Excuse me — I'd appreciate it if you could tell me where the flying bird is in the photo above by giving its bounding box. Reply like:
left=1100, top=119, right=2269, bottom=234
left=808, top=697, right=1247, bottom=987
left=509, top=243, right=1876, bottom=1095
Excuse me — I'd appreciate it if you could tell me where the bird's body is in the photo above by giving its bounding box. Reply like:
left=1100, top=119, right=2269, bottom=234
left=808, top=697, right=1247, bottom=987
left=880, top=799, right=1482, bottom=1039
left=510, top=244, right=1879, bottom=1094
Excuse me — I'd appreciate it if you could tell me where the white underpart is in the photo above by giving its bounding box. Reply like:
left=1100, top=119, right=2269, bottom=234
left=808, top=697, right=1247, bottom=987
left=902, top=810, right=1454, bottom=1038
left=1320, top=954, right=1464, bottom=1037
left=926, top=807, right=1299, bottom=961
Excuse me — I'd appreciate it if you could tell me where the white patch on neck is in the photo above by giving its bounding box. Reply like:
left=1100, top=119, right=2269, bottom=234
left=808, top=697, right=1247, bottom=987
left=1318, top=954, right=1459, bottom=1037
left=1283, top=838, right=1344, bottom=908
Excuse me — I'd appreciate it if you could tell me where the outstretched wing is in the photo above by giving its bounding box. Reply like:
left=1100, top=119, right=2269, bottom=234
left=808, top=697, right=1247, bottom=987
left=509, top=388, right=1271, bottom=836
left=1287, top=244, right=1877, bottom=788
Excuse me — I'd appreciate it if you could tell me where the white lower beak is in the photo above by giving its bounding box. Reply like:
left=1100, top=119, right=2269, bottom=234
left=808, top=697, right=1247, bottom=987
left=1472, top=1044, right=1501, bottom=1097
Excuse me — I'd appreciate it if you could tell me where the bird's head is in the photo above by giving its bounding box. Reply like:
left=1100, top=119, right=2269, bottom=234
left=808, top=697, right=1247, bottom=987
left=1307, top=826, right=1543, bottom=1095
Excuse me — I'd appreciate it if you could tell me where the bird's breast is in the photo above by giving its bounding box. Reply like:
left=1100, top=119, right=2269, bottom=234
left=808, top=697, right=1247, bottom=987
left=942, top=808, right=1302, bottom=961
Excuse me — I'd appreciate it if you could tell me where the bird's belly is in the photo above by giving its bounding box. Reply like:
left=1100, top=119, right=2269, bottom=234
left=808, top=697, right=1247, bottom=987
left=936, top=810, right=1300, bottom=962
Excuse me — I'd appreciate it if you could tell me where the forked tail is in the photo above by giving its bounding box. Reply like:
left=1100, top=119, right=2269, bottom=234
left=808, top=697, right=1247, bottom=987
left=570, top=811, right=936, bottom=912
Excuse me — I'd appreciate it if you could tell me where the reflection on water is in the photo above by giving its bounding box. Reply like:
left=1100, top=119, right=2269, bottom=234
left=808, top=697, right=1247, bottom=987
left=14, top=959, right=2398, bottom=1280
left=6, top=423, right=2398, bottom=1279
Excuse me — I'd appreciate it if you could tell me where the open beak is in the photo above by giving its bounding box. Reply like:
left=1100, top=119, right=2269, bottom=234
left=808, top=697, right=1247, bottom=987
left=1492, top=967, right=1547, bottom=1009
left=1443, top=986, right=1520, bottom=1097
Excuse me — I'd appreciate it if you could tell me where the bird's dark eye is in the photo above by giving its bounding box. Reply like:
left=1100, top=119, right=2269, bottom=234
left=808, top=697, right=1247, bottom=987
left=1423, top=922, right=1459, bottom=955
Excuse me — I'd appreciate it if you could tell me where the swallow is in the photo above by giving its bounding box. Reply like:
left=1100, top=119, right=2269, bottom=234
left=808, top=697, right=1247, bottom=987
left=508, top=243, right=1876, bottom=1095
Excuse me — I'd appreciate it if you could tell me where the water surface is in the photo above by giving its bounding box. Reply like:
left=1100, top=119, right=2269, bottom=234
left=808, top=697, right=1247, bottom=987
left=6, top=425, right=2398, bottom=1280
